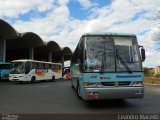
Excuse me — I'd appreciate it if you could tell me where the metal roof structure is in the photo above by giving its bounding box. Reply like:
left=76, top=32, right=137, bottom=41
left=0, top=19, right=19, bottom=39
left=7, top=32, right=45, bottom=49
left=0, top=19, right=72, bottom=62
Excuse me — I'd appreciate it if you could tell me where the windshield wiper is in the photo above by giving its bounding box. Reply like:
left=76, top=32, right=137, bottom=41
left=116, top=48, right=132, bottom=74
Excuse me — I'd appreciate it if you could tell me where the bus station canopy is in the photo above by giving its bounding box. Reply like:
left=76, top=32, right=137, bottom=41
left=0, top=19, right=72, bottom=62
left=0, top=19, right=19, bottom=39
left=7, top=32, right=45, bottom=49
left=62, top=47, right=73, bottom=60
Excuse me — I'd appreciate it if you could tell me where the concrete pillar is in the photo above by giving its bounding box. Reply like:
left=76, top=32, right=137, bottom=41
left=29, top=47, right=34, bottom=60
left=48, top=52, right=52, bottom=62
left=61, top=55, right=64, bottom=68
left=62, top=56, right=64, bottom=68
left=61, top=55, right=64, bottom=76
left=0, top=37, right=6, bottom=62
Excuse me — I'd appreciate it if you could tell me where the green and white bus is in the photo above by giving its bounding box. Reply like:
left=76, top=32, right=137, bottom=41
left=0, top=62, right=11, bottom=80
left=71, top=33, right=145, bottom=100
left=9, top=59, right=62, bottom=83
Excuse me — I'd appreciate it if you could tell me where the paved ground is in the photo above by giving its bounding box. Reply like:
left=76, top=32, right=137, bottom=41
left=0, top=80, right=160, bottom=119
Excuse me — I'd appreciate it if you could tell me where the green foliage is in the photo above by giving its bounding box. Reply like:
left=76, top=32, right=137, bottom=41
left=144, top=69, right=150, bottom=77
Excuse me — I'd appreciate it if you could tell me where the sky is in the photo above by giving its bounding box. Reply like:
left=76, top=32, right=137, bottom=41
left=0, top=0, right=160, bottom=68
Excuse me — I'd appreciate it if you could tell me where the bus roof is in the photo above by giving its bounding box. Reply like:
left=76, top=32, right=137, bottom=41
left=82, top=32, right=136, bottom=37
left=11, top=59, right=61, bottom=65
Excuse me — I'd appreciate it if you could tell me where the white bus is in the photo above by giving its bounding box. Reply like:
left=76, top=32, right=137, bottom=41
left=9, top=59, right=62, bottom=83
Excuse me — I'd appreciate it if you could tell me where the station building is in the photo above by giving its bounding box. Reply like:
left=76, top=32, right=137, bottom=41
left=0, top=19, right=72, bottom=68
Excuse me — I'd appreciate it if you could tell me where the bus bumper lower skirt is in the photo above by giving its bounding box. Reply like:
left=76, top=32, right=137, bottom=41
left=82, top=87, right=144, bottom=100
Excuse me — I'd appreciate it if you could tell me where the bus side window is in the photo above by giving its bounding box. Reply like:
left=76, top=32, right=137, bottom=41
left=49, top=64, right=52, bottom=69
left=25, top=62, right=31, bottom=74
left=32, top=62, right=37, bottom=69
left=56, top=65, right=59, bottom=70
left=51, top=65, right=53, bottom=70
left=59, top=65, right=61, bottom=70
left=43, top=64, right=45, bottom=69
left=51, top=64, right=54, bottom=70
left=38, top=63, right=44, bottom=69
left=45, top=64, right=49, bottom=69
left=58, top=65, right=60, bottom=70
left=53, top=65, right=56, bottom=70
left=50, top=64, right=54, bottom=70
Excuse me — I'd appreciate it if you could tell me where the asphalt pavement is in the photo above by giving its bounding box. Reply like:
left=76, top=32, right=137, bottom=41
left=0, top=79, right=160, bottom=119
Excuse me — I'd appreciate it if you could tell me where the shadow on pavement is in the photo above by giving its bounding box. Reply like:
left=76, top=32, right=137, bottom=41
left=83, top=99, right=132, bottom=109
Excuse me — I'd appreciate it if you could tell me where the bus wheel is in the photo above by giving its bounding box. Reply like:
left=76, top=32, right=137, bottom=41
left=51, top=76, right=55, bottom=82
left=71, top=84, right=74, bottom=89
left=77, top=83, right=82, bottom=100
left=31, top=77, right=36, bottom=83
left=71, top=79, right=74, bottom=89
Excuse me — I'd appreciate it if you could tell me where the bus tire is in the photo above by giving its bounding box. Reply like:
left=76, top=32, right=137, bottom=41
left=71, top=84, right=74, bottom=89
left=76, top=82, right=83, bottom=100
left=51, top=76, right=55, bottom=82
left=71, top=79, right=74, bottom=89
left=31, top=76, right=36, bottom=83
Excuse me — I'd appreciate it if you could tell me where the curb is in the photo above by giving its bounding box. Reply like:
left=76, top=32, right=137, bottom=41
left=144, top=83, right=160, bottom=86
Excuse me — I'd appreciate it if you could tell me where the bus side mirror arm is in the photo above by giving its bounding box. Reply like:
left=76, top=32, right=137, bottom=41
left=139, top=46, right=145, bottom=62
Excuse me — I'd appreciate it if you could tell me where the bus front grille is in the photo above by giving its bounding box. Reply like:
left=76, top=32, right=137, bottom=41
left=101, top=82, right=131, bottom=86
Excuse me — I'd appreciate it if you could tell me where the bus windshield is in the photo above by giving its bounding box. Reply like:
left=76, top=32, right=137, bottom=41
left=0, top=64, right=11, bottom=69
left=84, top=36, right=142, bottom=72
left=10, top=62, right=25, bottom=74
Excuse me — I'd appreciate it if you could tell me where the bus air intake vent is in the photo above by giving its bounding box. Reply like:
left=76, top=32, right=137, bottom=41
left=101, top=82, right=131, bottom=86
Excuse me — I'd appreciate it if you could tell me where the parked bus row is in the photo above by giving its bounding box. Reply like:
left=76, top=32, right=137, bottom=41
left=0, top=60, right=69, bottom=83
left=0, top=62, right=11, bottom=80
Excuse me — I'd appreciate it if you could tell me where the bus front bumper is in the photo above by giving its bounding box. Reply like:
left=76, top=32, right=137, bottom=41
left=9, top=77, right=27, bottom=81
left=82, top=87, right=144, bottom=100
left=9, top=75, right=30, bottom=82
left=0, top=76, right=9, bottom=80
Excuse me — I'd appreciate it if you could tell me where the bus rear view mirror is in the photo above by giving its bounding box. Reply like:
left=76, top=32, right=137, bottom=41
left=139, top=46, right=145, bottom=62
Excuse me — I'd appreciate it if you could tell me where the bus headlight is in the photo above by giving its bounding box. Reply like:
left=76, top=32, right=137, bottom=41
left=83, top=82, right=102, bottom=87
left=131, top=81, right=144, bottom=86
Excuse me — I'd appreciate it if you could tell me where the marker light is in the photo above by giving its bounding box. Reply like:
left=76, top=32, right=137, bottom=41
left=131, top=81, right=144, bottom=86
left=83, top=82, right=101, bottom=87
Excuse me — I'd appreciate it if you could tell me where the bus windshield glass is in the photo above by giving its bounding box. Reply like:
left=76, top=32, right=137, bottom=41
left=0, top=64, right=11, bottom=69
left=84, top=36, right=142, bottom=72
left=10, top=62, right=25, bottom=74
left=115, top=37, right=141, bottom=72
